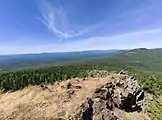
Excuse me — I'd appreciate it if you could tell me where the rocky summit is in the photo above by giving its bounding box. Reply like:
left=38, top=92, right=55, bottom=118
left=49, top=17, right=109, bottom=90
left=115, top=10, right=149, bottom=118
left=0, top=71, right=149, bottom=120
left=72, top=71, right=145, bottom=120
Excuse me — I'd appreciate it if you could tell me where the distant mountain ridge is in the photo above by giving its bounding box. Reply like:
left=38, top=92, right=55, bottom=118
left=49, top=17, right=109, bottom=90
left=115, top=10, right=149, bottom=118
left=0, top=49, right=124, bottom=71
left=0, top=50, right=123, bottom=62
left=0, top=48, right=162, bottom=72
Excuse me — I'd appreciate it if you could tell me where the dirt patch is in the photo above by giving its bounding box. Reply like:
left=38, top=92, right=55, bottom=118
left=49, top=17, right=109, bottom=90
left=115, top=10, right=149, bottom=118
left=0, top=76, right=112, bottom=120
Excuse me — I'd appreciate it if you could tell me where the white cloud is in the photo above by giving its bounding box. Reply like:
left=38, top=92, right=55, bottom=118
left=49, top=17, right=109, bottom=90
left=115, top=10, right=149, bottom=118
left=1, top=29, right=162, bottom=55
left=38, top=0, right=99, bottom=39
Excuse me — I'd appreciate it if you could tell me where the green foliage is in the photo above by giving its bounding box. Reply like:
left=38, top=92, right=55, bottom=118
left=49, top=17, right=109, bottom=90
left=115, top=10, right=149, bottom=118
left=0, top=49, right=162, bottom=119
left=134, top=73, right=162, bottom=95
left=147, top=97, right=162, bottom=120
left=0, top=64, right=101, bottom=91
left=141, top=76, right=162, bottom=95
left=0, top=49, right=162, bottom=93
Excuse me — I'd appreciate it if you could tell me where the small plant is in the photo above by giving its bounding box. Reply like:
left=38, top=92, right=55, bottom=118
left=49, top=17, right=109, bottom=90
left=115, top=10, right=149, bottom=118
left=147, top=97, right=162, bottom=120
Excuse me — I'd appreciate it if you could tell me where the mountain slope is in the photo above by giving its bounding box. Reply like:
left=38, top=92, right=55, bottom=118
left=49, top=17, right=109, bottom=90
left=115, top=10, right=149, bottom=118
left=0, top=72, right=150, bottom=120
left=0, top=50, right=123, bottom=72
left=1, top=48, right=162, bottom=72
left=91, top=48, right=162, bottom=72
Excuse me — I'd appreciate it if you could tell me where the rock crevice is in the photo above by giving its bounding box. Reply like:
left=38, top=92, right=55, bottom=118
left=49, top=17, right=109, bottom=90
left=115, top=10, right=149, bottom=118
left=73, top=71, right=145, bottom=120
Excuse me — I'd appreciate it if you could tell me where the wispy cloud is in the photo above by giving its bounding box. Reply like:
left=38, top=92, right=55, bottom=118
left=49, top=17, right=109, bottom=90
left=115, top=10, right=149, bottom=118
left=1, top=28, right=162, bottom=55
left=38, top=0, right=99, bottom=39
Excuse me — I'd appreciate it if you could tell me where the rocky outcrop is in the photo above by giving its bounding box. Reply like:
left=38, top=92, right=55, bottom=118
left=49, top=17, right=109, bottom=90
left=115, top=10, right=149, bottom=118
left=72, top=71, right=145, bottom=120
left=88, top=70, right=109, bottom=78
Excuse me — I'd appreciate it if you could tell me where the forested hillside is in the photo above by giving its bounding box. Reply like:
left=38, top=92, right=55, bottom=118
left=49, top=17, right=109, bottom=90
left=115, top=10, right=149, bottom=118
left=0, top=48, right=162, bottom=119
left=0, top=48, right=162, bottom=93
left=0, top=50, right=123, bottom=72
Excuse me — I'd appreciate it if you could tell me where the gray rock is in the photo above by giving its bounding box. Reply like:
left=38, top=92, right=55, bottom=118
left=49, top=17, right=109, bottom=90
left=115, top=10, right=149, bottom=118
left=73, top=71, right=144, bottom=120
left=73, top=98, right=93, bottom=120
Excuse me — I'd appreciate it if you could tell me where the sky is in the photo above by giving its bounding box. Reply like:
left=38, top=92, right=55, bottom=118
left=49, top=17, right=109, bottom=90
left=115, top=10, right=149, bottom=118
left=0, top=0, right=162, bottom=54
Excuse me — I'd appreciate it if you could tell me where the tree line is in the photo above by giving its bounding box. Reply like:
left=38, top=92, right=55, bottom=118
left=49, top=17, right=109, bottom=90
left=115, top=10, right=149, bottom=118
left=0, top=64, right=104, bottom=91
left=0, top=60, right=160, bottom=94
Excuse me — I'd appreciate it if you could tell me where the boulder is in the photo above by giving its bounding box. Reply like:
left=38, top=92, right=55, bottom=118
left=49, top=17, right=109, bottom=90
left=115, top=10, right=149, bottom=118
left=72, top=72, right=144, bottom=120
left=73, top=98, right=93, bottom=120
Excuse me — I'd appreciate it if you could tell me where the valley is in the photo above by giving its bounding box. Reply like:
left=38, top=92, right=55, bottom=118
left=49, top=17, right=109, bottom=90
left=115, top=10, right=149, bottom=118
left=0, top=48, right=162, bottom=120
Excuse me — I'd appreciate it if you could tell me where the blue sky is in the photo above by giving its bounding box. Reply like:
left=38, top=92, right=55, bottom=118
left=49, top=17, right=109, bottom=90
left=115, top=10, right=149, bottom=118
left=0, top=0, right=162, bottom=54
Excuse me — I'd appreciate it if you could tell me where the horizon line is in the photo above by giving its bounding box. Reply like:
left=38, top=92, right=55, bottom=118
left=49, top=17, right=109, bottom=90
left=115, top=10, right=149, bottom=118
left=0, top=47, right=159, bottom=56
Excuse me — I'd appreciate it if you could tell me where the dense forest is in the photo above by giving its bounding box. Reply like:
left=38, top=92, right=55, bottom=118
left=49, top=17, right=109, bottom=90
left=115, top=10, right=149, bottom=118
left=0, top=61, right=161, bottom=96
left=0, top=49, right=162, bottom=119
left=0, top=63, right=114, bottom=91
left=0, top=49, right=162, bottom=94
left=0, top=64, right=92, bottom=91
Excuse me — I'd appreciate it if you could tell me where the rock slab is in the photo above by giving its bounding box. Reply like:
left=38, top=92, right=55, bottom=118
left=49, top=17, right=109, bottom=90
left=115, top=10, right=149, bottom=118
left=72, top=71, right=144, bottom=120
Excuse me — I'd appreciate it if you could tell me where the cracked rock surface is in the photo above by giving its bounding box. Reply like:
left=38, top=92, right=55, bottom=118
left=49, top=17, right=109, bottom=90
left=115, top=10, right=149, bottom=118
left=72, top=71, right=145, bottom=120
